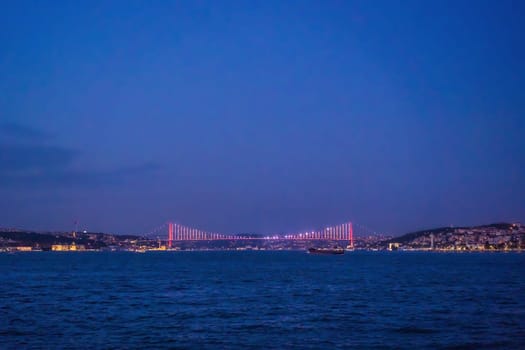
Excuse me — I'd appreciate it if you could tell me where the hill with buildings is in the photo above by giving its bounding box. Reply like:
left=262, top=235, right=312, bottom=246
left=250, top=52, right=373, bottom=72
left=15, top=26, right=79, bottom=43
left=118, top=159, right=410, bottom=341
left=383, top=223, right=524, bottom=251
left=1, top=222, right=524, bottom=252
left=0, top=229, right=143, bottom=251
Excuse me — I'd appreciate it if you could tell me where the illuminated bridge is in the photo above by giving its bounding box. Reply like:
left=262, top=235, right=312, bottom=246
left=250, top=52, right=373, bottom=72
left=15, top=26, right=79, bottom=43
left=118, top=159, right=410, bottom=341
left=144, top=221, right=357, bottom=248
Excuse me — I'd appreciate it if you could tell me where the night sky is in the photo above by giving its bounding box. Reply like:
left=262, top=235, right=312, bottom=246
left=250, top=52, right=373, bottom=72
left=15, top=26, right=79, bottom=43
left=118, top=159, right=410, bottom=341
left=1, top=1, right=523, bottom=236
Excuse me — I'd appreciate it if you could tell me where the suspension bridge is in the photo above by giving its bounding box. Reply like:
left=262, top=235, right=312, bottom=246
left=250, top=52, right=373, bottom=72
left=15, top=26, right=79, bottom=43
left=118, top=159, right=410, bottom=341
left=140, top=221, right=382, bottom=249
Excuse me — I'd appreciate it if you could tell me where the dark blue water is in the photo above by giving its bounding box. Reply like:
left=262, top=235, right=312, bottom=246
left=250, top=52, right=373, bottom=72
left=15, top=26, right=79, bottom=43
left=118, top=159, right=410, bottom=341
left=1, top=252, right=524, bottom=349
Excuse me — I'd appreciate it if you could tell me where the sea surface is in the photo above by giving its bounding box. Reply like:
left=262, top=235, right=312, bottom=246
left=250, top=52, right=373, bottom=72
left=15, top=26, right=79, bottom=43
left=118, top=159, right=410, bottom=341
left=1, top=251, right=524, bottom=349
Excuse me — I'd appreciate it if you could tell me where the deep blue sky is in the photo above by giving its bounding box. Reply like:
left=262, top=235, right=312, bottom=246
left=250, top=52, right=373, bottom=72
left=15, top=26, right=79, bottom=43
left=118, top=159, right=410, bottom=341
left=1, top=0, right=523, bottom=235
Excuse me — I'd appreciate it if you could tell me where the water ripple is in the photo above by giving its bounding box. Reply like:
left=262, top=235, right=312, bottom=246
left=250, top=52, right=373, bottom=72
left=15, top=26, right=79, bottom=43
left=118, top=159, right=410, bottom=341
left=1, top=251, right=524, bottom=349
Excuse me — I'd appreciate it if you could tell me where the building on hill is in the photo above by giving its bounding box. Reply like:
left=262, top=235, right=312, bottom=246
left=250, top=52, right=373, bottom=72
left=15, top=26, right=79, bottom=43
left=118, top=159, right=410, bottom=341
left=51, top=243, right=86, bottom=251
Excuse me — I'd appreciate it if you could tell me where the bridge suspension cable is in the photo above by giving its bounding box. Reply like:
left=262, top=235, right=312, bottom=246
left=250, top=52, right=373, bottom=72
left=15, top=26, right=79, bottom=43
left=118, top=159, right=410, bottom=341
left=156, top=221, right=356, bottom=246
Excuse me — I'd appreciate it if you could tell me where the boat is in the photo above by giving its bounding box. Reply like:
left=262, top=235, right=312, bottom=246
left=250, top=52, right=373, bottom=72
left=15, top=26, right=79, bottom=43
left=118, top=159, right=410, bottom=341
left=307, top=247, right=345, bottom=255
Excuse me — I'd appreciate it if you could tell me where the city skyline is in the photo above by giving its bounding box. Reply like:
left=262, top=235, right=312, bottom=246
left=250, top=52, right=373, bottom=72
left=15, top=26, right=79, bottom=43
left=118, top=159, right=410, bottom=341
left=1, top=1, right=524, bottom=235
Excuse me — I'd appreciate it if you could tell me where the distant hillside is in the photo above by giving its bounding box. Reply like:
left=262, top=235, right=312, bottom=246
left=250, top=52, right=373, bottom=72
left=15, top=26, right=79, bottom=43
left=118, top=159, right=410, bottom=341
left=0, top=230, right=143, bottom=250
left=0, top=231, right=65, bottom=246
left=382, top=223, right=524, bottom=250
left=385, top=226, right=459, bottom=244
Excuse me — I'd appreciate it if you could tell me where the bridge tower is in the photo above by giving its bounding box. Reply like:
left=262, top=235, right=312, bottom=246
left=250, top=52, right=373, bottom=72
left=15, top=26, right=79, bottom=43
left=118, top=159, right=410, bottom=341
left=168, top=222, right=174, bottom=248
left=349, top=222, right=354, bottom=248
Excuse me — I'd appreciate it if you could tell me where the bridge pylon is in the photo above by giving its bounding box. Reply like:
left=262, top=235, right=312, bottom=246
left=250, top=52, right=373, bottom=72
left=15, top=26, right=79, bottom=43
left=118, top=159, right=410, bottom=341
left=168, top=222, right=174, bottom=248
left=349, top=222, right=354, bottom=248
